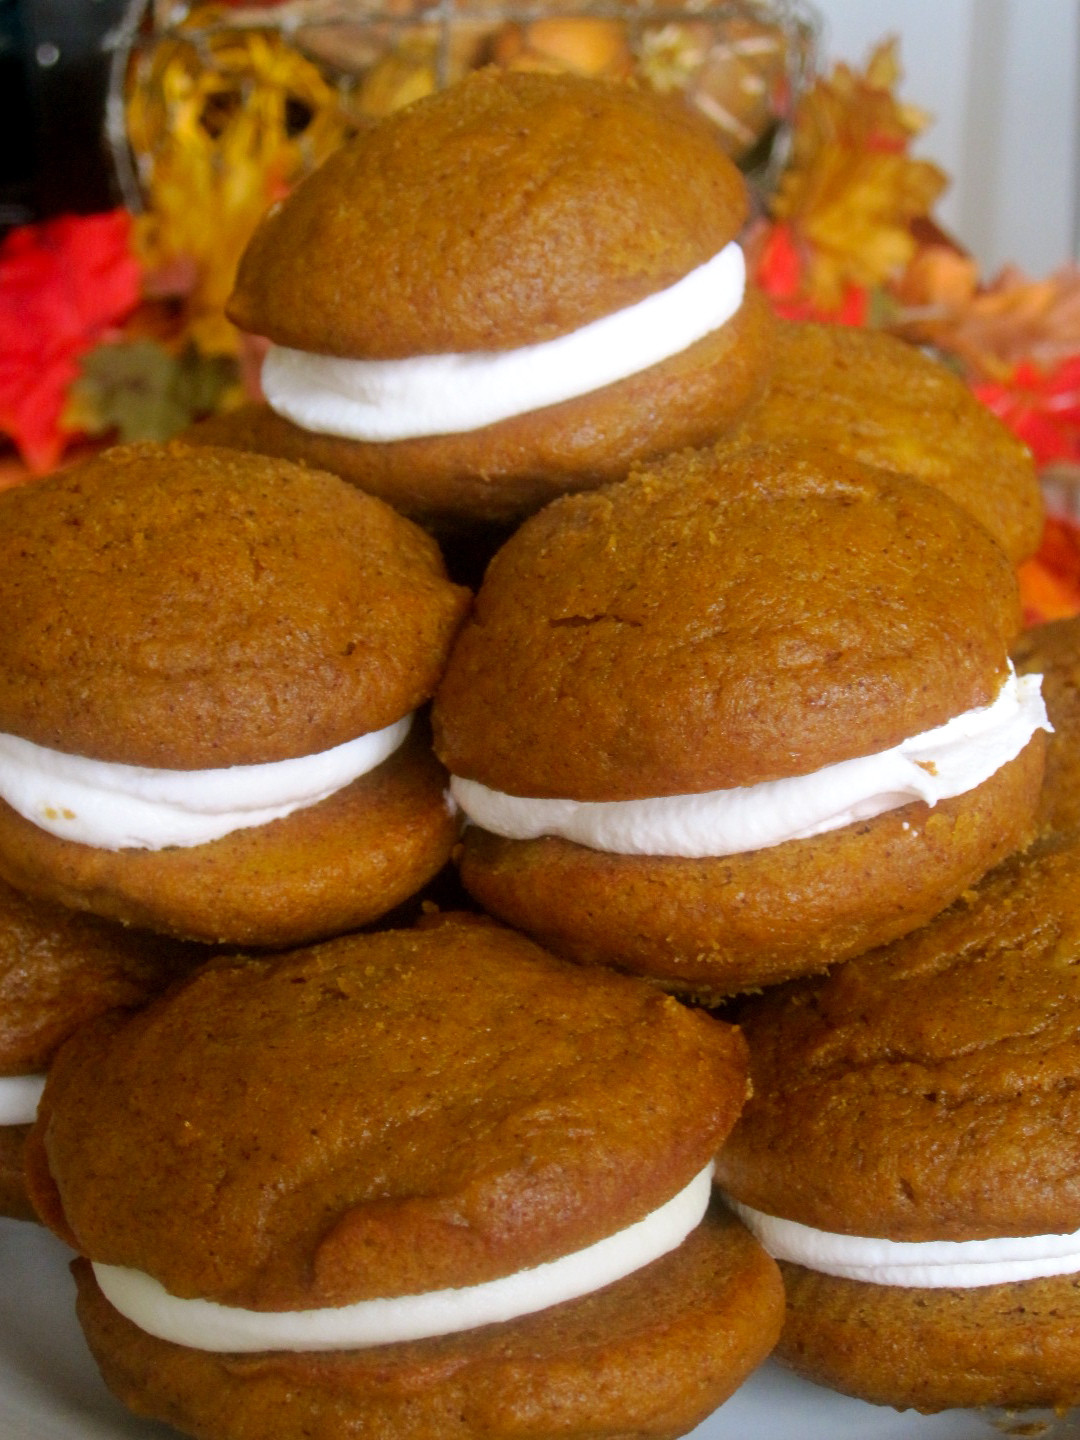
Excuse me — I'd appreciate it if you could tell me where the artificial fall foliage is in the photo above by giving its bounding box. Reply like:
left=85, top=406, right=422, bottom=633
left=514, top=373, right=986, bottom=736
left=766, top=38, right=947, bottom=310
left=0, top=17, right=1077, bottom=624
left=64, top=340, right=237, bottom=445
left=1018, top=515, right=1080, bottom=627
left=0, top=210, right=141, bottom=471
left=126, top=4, right=353, bottom=357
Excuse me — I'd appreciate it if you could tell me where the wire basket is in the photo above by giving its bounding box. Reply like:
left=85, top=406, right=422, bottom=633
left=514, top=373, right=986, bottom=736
left=105, top=0, right=820, bottom=212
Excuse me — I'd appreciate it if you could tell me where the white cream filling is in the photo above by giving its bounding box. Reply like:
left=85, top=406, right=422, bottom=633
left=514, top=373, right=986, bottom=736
left=450, top=669, right=1049, bottom=859
left=0, top=1073, right=45, bottom=1126
left=0, top=715, right=412, bottom=852
left=92, top=1162, right=713, bottom=1353
left=261, top=243, right=746, bottom=442
left=727, top=1199, right=1080, bottom=1290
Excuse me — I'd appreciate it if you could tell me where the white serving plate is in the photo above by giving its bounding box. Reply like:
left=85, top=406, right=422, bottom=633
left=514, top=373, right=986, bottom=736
left=2, top=1216, right=1077, bottom=1440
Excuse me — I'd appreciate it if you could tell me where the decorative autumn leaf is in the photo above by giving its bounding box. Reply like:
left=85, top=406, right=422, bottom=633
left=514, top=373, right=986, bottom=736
left=64, top=339, right=239, bottom=444
left=752, top=220, right=870, bottom=325
left=1018, top=514, right=1080, bottom=625
left=896, top=262, right=1080, bottom=382
left=0, top=209, right=142, bottom=472
left=973, top=356, right=1080, bottom=469
left=770, top=39, right=947, bottom=309
left=126, top=8, right=353, bottom=357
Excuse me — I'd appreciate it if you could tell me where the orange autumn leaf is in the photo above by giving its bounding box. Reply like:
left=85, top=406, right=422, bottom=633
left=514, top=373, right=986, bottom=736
left=894, top=241, right=980, bottom=313
left=771, top=39, right=947, bottom=310
left=1019, top=516, right=1080, bottom=626
left=896, top=262, right=1080, bottom=383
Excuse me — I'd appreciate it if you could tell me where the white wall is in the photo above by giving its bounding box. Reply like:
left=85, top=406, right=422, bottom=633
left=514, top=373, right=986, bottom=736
left=809, top=0, right=1080, bottom=277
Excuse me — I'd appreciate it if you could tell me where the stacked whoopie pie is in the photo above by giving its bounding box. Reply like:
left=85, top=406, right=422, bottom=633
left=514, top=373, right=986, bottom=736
left=26, top=915, right=784, bottom=1440
left=196, top=66, right=776, bottom=540
left=718, top=319, right=1045, bottom=567
left=4, top=61, right=1071, bottom=1440
left=433, top=441, right=1049, bottom=998
left=0, top=441, right=470, bottom=947
left=705, top=626, right=1080, bottom=1413
left=716, top=823, right=1080, bottom=1414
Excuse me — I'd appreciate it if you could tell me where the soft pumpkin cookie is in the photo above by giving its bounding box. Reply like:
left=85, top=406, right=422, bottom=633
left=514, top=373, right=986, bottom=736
left=27, top=914, right=783, bottom=1440
left=0, top=442, right=469, bottom=945
left=1012, top=613, right=1080, bottom=842
left=434, top=442, right=1048, bottom=996
left=720, top=320, right=1044, bottom=563
left=215, top=68, right=775, bottom=526
left=716, top=834, right=1080, bottom=1413
left=0, top=876, right=200, bottom=1221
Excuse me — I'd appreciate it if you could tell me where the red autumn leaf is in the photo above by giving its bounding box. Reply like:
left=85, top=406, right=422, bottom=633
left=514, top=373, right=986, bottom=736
left=1018, top=514, right=1080, bottom=626
left=974, top=357, right=1080, bottom=468
left=754, top=222, right=870, bottom=326
left=0, top=209, right=142, bottom=471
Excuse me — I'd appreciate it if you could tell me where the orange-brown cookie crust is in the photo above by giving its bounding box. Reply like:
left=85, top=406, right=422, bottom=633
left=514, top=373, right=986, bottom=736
left=457, top=740, right=1044, bottom=997
left=29, top=914, right=748, bottom=1308
left=0, top=443, right=469, bottom=767
left=73, top=1207, right=782, bottom=1440
left=0, top=726, right=459, bottom=948
left=0, top=1124, right=34, bottom=1222
left=187, top=290, right=775, bottom=528
left=1013, top=615, right=1080, bottom=842
left=434, top=444, right=1022, bottom=801
left=228, top=70, right=748, bottom=358
left=717, top=834, right=1080, bottom=1241
left=723, top=320, right=1044, bottom=564
left=776, top=1261, right=1080, bottom=1414
left=0, top=876, right=201, bottom=1073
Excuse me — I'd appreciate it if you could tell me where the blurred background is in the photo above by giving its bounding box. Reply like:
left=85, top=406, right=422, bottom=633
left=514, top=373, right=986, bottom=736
left=2, top=0, right=1079, bottom=622
left=3, top=0, right=1075, bottom=271
left=813, top=0, right=1080, bottom=279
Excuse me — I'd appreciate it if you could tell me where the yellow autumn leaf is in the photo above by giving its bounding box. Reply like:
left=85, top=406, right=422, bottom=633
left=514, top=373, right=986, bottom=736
left=125, top=6, right=353, bottom=357
left=771, top=39, right=947, bottom=308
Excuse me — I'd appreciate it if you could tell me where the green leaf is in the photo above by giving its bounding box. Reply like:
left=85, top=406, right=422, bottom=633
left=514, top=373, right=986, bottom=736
left=67, top=340, right=239, bottom=443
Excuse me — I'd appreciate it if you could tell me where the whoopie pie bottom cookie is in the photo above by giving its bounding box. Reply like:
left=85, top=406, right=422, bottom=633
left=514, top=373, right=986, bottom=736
left=0, top=726, right=458, bottom=948
left=777, top=1263, right=1080, bottom=1414
left=73, top=1205, right=783, bottom=1440
left=458, top=737, right=1044, bottom=999
left=186, top=289, right=776, bottom=532
left=0, top=1125, right=32, bottom=1221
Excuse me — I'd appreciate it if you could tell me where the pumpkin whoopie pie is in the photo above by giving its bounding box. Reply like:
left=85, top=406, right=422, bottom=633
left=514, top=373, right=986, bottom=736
left=716, top=831, right=1080, bottom=1415
left=26, top=914, right=783, bottom=1440
left=433, top=442, right=1049, bottom=998
left=719, top=320, right=1044, bottom=564
left=208, top=67, right=775, bottom=529
left=0, top=442, right=469, bottom=947
left=1013, top=613, right=1080, bottom=843
left=0, top=877, right=200, bottom=1222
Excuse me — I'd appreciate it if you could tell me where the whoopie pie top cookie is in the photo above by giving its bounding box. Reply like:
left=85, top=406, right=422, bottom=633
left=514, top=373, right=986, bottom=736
left=721, top=321, right=1044, bottom=564
left=220, top=69, right=775, bottom=525
left=717, top=835, right=1080, bottom=1244
left=229, top=69, right=747, bottom=358
left=0, top=443, right=470, bottom=944
left=0, top=442, right=468, bottom=769
left=434, top=442, right=1033, bottom=803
